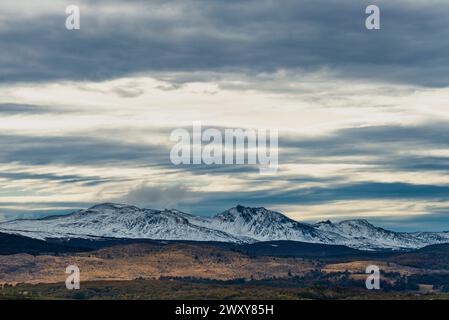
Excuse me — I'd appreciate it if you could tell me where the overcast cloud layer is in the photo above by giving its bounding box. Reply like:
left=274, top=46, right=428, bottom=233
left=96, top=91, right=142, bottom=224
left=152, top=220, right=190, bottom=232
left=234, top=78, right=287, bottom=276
left=1, top=0, right=449, bottom=86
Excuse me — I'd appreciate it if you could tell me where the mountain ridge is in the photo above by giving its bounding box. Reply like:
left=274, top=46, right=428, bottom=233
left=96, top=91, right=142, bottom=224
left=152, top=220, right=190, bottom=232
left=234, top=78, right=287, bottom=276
left=1, top=203, right=449, bottom=251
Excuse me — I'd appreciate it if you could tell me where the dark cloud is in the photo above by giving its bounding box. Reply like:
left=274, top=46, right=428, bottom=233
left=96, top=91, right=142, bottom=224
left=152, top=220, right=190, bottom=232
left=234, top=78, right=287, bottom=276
left=120, top=183, right=201, bottom=209
left=1, top=0, right=449, bottom=86
left=112, top=87, right=144, bottom=98
left=289, top=182, right=449, bottom=203
left=0, top=103, right=71, bottom=115
left=0, top=204, right=91, bottom=221
left=281, top=122, right=449, bottom=172
left=0, top=134, right=169, bottom=167
left=0, top=131, right=270, bottom=176
left=0, top=171, right=125, bottom=186
left=2, top=121, right=449, bottom=176
left=359, top=212, right=449, bottom=232
left=282, top=122, right=449, bottom=152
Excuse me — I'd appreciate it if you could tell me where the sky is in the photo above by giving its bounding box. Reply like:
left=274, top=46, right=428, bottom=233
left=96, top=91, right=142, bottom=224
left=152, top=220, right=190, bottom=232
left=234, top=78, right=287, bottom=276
left=1, top=0, right=449, bottom=231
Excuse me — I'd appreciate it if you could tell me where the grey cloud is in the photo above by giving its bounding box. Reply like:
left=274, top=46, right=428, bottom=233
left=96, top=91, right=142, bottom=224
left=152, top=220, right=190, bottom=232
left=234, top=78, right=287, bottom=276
left=1, top=0, right=449, bottom=87
left=359, top=211, right=449, bottom=232
left=76, top=83, right=145, bottom=98
left=175, top=181, right=449, bottom=216
left=112, top=87, right=145, bottom=98
left=0, top=171, right=125, bottom=186
left=0, top=203, right=91, bottom=222
left=2, top=121, right=449, bottom=177
left=0, top=103, right=71, bottom=115
left=0, top=130, right=272, bottom=176
left=281, top=122, right=449, bottom=172
left=120, top=183, right=201, bottom=209
left=282, top=123, right=449, bottom=151
left=0, top=134, right=169, bottom=167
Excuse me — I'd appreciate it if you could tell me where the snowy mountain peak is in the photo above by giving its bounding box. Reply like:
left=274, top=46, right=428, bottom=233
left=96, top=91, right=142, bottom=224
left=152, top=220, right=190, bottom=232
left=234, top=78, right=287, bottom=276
left=315, top=220, right=333, bottom=226
left=217, top=205, right=289, bottom=223
left=233, top=205, right=270, bottom=215
left=206, top=205, right=332, bottom=243
left=337, top=219, right=375, bottom=227
left=316, top=219, right=375, bottom=229
left=224, top=205, right=269, bottom=215
left=335, top=219, right=381, bottom=233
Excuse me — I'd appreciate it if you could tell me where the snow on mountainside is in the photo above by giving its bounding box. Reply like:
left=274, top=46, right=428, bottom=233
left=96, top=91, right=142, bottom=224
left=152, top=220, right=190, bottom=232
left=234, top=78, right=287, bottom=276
left=194, top=205, right=344, bottom=244
left=314, top=219, right=449, bottom=250
left=1, top=203, right=449, bottom=251
left=0, top=204, right=242, bottom=243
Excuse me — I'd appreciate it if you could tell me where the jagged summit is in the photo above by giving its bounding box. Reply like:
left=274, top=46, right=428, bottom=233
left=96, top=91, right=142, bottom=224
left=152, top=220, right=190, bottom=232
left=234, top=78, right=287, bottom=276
left=316, top=219, right=373, bottom=227
left=338, top=219, right=375, bottom=227
left=90, top=203, right=137, bottom=210
left=315, top=220, right=333, bottom=226
left=216, top=205, right=287, bottom=221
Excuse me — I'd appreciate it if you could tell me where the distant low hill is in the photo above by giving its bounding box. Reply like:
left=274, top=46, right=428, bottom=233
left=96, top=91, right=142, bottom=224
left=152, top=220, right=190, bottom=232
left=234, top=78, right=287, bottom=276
left=2, top=233, right=368, bottom=258
left=0, top=232, right=89, bottom=255
left=391, top=243, right=449, bottom=269
left=236, top=240, right=362, bottom=258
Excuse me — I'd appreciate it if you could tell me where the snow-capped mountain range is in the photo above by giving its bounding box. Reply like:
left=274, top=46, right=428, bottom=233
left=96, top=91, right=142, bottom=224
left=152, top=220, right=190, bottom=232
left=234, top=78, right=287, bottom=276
left=1, top=203, right=449, bottom=251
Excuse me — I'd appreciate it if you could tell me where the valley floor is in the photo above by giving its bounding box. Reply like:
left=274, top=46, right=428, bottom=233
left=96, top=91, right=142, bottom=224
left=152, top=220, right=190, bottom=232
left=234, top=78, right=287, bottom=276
left=2, top=279, right=449, bottom=300
left=2, top=241, right=449, bottom=300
